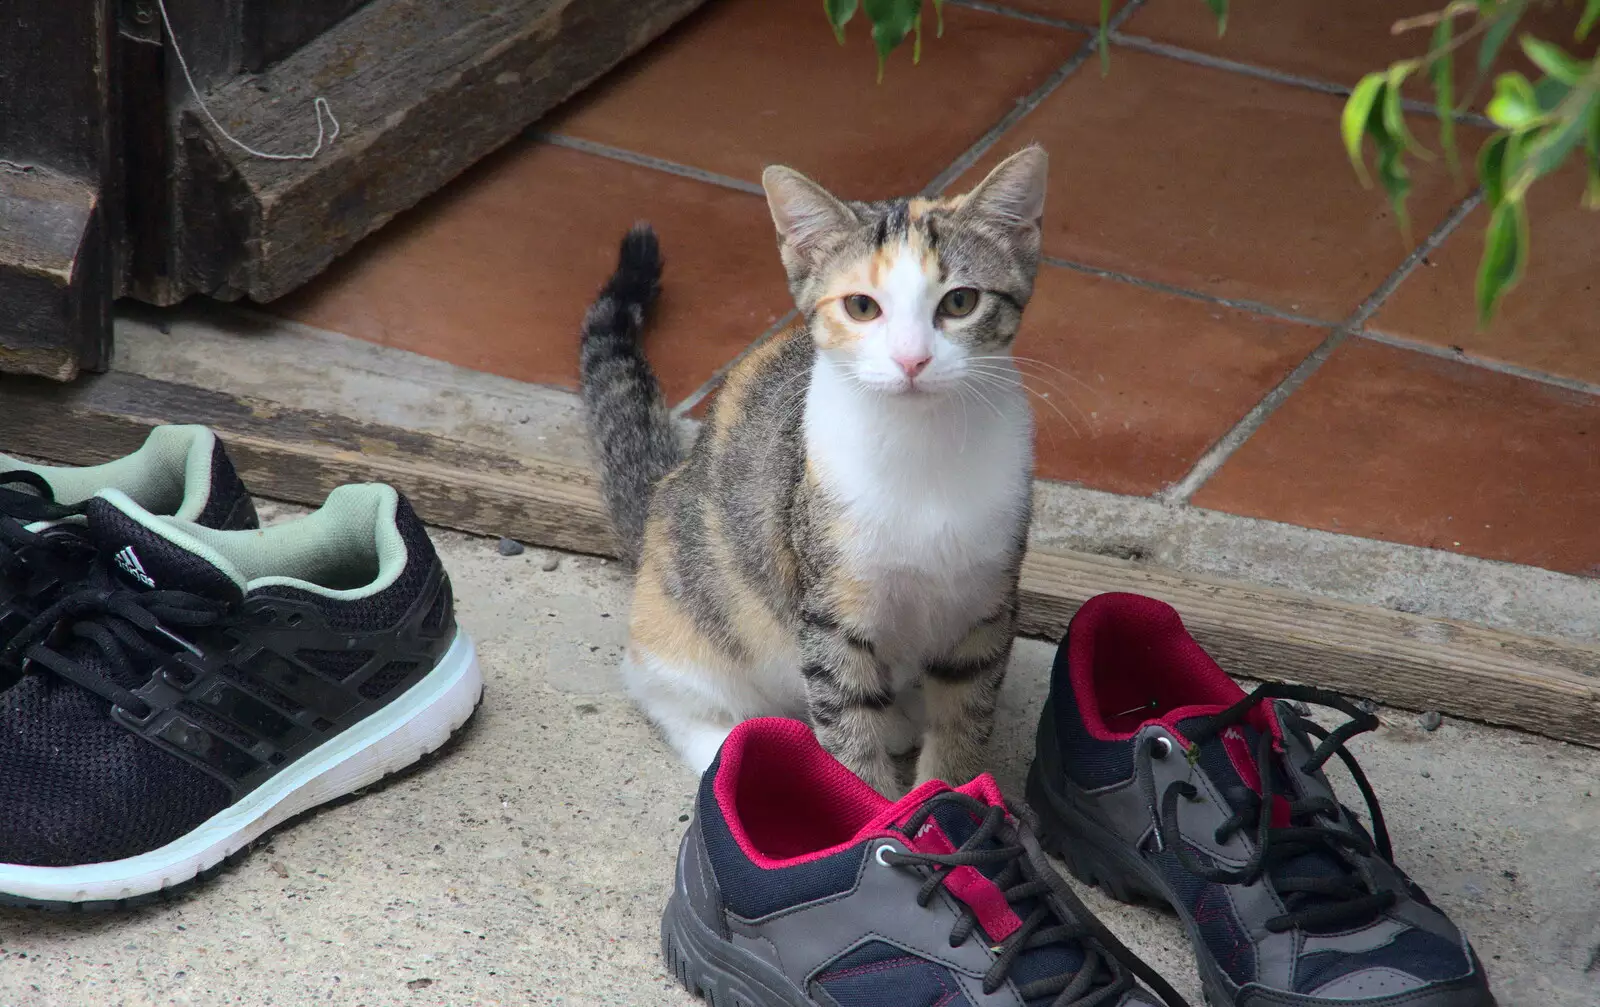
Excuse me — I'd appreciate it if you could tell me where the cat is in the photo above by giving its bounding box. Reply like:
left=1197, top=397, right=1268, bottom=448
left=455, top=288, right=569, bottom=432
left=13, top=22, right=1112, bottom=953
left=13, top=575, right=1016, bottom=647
left=579, top=146, right=1046, bottom=795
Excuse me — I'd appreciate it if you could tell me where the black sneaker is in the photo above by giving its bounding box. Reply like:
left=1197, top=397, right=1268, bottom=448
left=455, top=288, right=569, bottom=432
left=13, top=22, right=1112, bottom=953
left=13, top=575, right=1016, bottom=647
left=1026, top=593, right=1495, bottom=1007
left=1, top=425, right=258, bottom=683
left=0, top=483, right=481, bottom=908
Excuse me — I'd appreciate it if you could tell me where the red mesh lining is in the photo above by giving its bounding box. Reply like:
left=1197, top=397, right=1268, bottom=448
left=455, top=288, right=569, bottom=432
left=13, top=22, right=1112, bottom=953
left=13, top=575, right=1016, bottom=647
left=713, top=719, right=1003, bottom=859
left=712, top=718, right=1025, bottom=936
left=714, top=718, right=891, bottom=865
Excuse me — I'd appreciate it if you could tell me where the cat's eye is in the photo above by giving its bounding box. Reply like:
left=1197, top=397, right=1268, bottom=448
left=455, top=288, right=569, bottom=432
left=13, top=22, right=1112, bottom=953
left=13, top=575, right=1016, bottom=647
left=938, top=287, right=980, bottom=318
left=842, top=294, right=881, bottom=321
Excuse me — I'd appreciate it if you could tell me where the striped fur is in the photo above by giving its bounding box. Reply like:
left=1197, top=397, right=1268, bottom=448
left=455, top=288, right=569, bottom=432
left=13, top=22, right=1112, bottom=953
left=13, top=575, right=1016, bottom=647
left=580, top=148, right=1047, bottom=794
left=578, top=225, right=679, bottom=564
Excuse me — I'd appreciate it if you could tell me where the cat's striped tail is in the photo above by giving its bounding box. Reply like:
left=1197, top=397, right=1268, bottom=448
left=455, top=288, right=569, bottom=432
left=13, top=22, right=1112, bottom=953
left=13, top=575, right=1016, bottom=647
left=579, top=224, right=681, bottom=567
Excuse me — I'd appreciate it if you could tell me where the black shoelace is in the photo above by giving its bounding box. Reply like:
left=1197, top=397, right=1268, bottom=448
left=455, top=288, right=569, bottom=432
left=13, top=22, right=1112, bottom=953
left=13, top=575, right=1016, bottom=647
left=882, top=791, right=1190, bottom=1007
left=1139, top=683, right=1398, bottom=934
left=1, top=582, right=229, bottom=716
left=0, top=472, right=97, bottom=648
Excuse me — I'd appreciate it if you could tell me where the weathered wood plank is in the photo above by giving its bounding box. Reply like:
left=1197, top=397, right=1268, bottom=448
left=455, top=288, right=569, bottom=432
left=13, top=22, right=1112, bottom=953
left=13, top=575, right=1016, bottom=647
left=3, top=370, right=1597, bottom=748
left=0, top=0, right=115, bottom=378
left=0, top=169, right=109, bottom=380
left=1015, top=551, right=1600, bottom=747
left=0, top=371, right=617, bottom=557
left=175, top=0, right=708, bottom=302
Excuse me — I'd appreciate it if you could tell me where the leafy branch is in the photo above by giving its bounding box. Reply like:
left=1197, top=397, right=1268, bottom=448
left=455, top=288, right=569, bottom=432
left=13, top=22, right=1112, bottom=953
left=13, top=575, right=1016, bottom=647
left=824, top=0, right=945, bottom=82
left=825, top=0, right=1599, bottom=325
left=1344, top=0, right=1600, bottom=323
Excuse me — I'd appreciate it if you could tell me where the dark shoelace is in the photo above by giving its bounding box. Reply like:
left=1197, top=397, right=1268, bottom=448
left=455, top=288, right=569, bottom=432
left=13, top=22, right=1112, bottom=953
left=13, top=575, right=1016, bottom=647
left=882, top=791, right=1190, bottom=1007
left=1139, top=683, right=1398, bottom=934
left=1, top=583, right=230, bottom=716
left=0, top=472, right=97, bottom=649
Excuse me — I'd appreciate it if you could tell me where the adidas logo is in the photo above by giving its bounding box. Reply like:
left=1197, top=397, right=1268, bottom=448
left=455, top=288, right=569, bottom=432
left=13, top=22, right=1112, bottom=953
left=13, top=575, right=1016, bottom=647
left=114, top=545, right=156, bottom=588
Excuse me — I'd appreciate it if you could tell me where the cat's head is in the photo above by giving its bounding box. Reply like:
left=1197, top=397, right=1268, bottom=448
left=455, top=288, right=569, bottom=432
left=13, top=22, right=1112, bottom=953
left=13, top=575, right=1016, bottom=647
left=761, top=146, right=1047, bottom=397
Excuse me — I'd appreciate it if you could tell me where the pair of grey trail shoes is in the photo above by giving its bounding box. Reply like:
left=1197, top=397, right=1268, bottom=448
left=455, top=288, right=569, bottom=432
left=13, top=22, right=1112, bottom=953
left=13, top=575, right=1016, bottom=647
left=664, top=594, right=1494, bottom=1007
left=0, top=426, right=481, bottom=908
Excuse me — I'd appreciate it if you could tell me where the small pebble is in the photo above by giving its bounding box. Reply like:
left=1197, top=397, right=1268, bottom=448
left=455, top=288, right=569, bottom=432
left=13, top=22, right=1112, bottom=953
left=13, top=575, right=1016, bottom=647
left=541, top=555, right=560, bottom=572
left=497, top=537, right=525, bottom=556
left=1418, top=710, right=1443, bottom=732
left=1420, top=769, right=1431, bottom=778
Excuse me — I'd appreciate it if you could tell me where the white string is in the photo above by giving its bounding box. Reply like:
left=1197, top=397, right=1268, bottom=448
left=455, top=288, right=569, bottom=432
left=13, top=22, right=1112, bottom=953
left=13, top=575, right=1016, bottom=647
left=156, top=0, right=340, bottom=162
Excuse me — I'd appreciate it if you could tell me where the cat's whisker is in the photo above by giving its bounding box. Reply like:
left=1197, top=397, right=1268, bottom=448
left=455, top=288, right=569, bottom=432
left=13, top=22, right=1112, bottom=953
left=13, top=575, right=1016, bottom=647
left=965, top=364, right=1093, bottom=430
left=966, top=369, right=1080, bottom=436
left=957, top=376, right=1007, bottom=424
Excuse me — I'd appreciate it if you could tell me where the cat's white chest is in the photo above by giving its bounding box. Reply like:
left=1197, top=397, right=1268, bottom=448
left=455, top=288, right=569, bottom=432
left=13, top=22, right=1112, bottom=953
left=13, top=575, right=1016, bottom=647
left=805, top=361, right=1033, bottom=664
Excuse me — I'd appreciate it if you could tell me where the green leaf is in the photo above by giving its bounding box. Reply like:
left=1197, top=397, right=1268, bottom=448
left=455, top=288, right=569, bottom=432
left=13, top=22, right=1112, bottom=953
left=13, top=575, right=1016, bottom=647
left=863, top=0, right=920, bottom=81
left=1431, top=17, right=1461, bottom=180
left=1376, top=133, right=1415, bottom=243
left=1532, top=74, right=1574, bottom=113
left=1478, top=132, right=1510, bottom=207
left=824, top=0, right=858, bottom=44
left=1519, top=35, right=1589, bottom=85
left=1478, top=0, right=1527, bottom=74
left=933, top=0, right=943, bottom=37
left=1383, top=62, right=1431, bottom=159
left=1476, top=198, right=1529, bottom=326
left=1203, top=0, right=1228, bottom=36
left=1510, top=92, right=1600, bottom=200
left=1342, top=73, right=1388, bottom=187
left=912, top=11, right=922, bottom=63
left=1579, top=0, right=1599, bottom=41
left=1486, top=71, right=1540, bottom=128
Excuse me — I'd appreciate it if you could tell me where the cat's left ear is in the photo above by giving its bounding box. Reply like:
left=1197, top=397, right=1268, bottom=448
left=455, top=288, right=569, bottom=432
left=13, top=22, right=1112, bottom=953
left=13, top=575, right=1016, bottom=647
left=959, top=145, right=1048, bottom=227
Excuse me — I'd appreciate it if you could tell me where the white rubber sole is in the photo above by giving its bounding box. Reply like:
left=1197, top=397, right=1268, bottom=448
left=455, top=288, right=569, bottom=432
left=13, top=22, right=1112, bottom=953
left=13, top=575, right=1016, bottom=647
left=0, top=631, right=483, bottom=904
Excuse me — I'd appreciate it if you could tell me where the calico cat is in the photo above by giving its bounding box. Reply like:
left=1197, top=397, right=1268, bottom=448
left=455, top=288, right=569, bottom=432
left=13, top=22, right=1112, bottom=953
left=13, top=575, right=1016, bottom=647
left=580, top=147, right=1046, bottom=795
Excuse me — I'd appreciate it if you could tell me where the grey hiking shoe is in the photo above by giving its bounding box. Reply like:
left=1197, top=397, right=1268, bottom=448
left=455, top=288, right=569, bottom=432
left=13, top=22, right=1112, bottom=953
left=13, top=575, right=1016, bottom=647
left=662, top=717, right=1190, bottom=1007
left=1026, top=593, right=1495, bottom=1007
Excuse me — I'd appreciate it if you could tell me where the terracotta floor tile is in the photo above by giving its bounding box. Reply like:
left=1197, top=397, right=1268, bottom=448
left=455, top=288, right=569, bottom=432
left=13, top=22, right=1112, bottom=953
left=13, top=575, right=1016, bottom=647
left=1370, top=166, right=1600, bottom=386
left=543, top=0, right=1081, bottom=199
left=1123, top=0, right=1596, bottom=104
left=1019, top=266, right=1326, bottom=494
left=953, top=51, right=1471, bottom=319
left=272, top=141, right=790, bottom=404
left=1192, top=340, right=1600, bottom=575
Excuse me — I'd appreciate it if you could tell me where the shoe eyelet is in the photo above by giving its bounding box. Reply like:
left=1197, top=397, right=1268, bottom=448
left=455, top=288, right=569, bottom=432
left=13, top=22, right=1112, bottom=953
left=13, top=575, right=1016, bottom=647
left=874, top=843, right=897, bottom=867
left=1151, top=736, right=1173, bottom=759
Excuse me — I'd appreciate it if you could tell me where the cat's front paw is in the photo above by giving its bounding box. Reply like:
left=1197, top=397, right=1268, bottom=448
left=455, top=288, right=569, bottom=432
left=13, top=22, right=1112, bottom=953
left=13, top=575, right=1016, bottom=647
left=848, top=755, right=906, bottom=798
left=914, top=740, right=988, bottom=788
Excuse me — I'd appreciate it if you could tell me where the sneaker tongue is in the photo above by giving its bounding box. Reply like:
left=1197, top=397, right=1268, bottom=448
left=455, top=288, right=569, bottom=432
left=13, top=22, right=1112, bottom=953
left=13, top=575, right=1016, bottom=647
left=85, top=493, right=245, bottom=603
left=888, top=777, right=1092, bottom=1006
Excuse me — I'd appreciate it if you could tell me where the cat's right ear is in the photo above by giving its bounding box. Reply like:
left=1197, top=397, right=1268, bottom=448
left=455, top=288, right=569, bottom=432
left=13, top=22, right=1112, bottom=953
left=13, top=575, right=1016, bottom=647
left=762, top=166, right=856, bottom=259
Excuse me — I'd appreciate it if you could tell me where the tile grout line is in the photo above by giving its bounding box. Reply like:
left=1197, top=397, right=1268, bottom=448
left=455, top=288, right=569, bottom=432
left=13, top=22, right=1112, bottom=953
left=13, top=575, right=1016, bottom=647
left=951, top=0, right=1493, bottom=127
left=1356, top=328, right=1600, bottom=399
left=530, top=132, right=767, bottom=196
left=670, top=309, right=798, bottom=418
left=670, top=0, right=1141, bottom=413
left=924, top=0, right=1151, bottom=195
left=1041, top=256, right=1335, bottom=328
left=1155, top=189, right=1486, bottom=505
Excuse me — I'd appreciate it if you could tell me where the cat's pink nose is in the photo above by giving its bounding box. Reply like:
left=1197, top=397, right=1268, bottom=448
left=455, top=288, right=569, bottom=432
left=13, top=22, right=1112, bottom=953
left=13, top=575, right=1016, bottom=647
left=894, top=354, right=931, bottom=378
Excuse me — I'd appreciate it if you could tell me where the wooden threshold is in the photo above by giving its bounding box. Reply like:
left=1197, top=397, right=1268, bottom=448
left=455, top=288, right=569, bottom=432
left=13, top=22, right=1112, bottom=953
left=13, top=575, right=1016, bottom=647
left=4, top=370, right=1598, bottom=747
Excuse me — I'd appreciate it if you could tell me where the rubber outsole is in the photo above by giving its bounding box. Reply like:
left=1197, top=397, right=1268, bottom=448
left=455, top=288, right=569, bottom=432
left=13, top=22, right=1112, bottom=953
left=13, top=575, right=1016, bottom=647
left=659, top=892, right=812, bottom=1007
left=0, top=636, right=484, bottom=912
